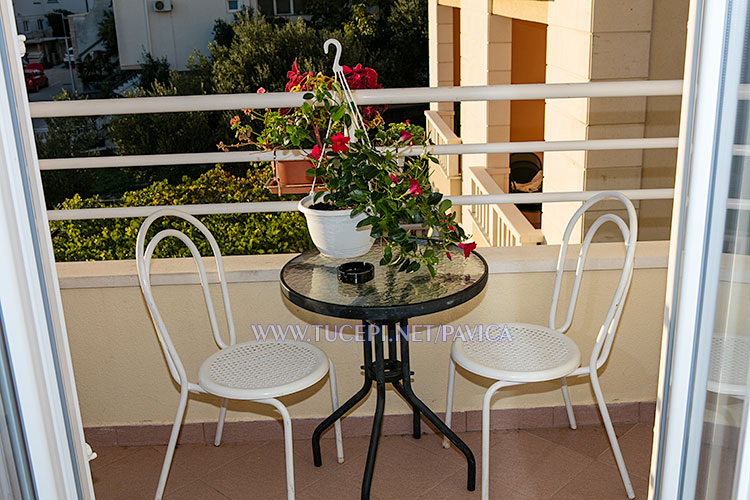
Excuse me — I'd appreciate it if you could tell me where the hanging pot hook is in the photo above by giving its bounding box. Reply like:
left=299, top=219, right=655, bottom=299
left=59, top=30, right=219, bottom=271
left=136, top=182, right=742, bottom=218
left=324, top=38, right=343, bottom=73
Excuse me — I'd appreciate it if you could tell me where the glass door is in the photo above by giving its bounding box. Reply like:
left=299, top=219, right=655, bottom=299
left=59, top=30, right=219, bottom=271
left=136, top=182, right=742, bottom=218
left=653, top=0, right=750, bottom=498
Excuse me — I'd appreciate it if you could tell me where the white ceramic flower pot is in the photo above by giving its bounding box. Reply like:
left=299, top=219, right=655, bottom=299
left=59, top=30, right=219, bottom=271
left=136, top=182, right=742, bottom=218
left=298, top=194, right=375, bottom=258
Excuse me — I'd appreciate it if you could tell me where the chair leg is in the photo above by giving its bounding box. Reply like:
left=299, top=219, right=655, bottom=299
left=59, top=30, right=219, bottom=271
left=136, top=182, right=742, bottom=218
left=590, top=370, right=635, bottom=499
left=215, top=398, right=228, bottom=446
left=262, top=398, right=295, bottom=500
left=560, top=378, right=577, bottom=430
left=154, top=389, right=189, bottom=500
left=328, top=359, right=345, bottom=464
left=481, top=381, right=506, bottom=500
left=443, top=358, right=456, bottom=449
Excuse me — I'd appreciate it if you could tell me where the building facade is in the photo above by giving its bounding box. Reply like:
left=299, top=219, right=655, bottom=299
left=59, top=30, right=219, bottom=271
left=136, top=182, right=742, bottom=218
left=112, top=0, right=307, bottom=71
left=428, top=0, right=689, bottom=243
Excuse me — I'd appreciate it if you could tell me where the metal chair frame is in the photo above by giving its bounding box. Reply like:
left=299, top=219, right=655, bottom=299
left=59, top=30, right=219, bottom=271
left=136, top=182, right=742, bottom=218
left=444, top=191, right=638, bottom=500
left=135, top=208, right=343, bottom=500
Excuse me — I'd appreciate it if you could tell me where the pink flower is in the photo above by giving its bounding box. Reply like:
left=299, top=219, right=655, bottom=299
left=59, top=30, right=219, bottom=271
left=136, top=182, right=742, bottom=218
left=308, top=145, right=322, bottom=161
left=330, top=133, right=350, bottom=153
left=407, top=178, right=423, bottom=197
left=229, top=115, right=240, bottom=127
left=457, top=242, right=477, bottom=258
left=445, top=251, right=452, bottom=260
left=389, top=173, right=398, bottom=183
left=241, top=108, right=251, bottom=115
left=256, top=87, right=266, bottom=93
left=343, top=64, right=382, bottom=90
left=399, top=130, right=412, bottom=142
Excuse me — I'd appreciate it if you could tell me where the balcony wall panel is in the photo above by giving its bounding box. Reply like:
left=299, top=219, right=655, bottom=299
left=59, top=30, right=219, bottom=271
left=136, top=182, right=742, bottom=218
left=58, top=242, right=670, bottom=428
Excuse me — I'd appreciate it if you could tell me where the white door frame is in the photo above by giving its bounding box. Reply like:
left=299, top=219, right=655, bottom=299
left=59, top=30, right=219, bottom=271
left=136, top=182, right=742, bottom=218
left=651, top=0, right=750, bottom=497
left=0, top=0, right=94, bottom=497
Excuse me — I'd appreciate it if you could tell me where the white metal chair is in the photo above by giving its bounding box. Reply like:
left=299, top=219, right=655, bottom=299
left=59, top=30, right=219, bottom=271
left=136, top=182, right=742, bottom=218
left=443, top=191, right=638, bottom=499
left=135, top=208, right=343, bottom=500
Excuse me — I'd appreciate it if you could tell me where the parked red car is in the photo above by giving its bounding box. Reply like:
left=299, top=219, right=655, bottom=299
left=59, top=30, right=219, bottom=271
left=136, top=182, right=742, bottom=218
left=24, top=68, right=48, bottom=92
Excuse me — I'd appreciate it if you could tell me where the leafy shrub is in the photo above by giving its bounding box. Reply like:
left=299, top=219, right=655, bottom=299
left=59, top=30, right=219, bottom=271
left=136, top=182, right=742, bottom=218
left=50, top=166, right=313, bottom=261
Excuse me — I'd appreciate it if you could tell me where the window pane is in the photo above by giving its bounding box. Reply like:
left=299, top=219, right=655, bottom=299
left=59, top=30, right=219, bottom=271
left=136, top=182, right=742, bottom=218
left=275, top=0, right=291, bottom=14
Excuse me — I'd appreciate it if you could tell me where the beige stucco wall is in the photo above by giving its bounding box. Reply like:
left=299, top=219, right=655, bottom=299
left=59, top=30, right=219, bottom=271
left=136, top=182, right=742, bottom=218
left=59, top=242, right=669, bottom=428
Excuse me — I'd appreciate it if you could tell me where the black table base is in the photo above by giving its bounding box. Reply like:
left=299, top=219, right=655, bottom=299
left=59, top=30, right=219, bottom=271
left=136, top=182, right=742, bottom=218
left=312, top=320, right=476, bottom=499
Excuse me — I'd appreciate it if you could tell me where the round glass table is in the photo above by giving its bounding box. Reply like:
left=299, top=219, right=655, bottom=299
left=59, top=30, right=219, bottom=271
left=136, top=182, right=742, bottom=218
left=281, top=242, right=488, bottom=499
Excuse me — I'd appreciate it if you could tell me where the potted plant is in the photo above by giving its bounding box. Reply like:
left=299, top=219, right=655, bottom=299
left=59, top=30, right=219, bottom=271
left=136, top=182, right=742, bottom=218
left=221, top=42, right=475, bottom=275
left=218, top=59, right=383, bottom=194
left=298, top=70, right=475, bottom=276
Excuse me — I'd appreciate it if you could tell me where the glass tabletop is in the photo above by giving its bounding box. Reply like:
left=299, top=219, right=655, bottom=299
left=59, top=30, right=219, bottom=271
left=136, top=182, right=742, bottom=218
left=280, top=242, right=488, bottom=321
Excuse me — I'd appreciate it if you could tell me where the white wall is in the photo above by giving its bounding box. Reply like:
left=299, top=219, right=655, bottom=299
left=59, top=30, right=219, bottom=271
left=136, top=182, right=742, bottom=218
left=112, top=0, right=248, bottom=71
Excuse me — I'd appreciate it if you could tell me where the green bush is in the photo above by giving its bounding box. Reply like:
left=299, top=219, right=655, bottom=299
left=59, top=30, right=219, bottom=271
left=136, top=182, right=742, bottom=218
left=50, top=166, right=313, bottom=261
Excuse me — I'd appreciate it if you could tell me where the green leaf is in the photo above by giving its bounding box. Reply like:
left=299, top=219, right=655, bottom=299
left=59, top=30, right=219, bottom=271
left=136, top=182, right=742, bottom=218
left=439, top=199, right=452, bottom=213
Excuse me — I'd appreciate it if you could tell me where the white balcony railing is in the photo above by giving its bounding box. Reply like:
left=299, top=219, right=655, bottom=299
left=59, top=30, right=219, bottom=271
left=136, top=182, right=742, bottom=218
left=465, top=167, right=544, bottom=246
left=424, top=110, right=461, bottom=194
left=32, top=80, right=683, bottom=224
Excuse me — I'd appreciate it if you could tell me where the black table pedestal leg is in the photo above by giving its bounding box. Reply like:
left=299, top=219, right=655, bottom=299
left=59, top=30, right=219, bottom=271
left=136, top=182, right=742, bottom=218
left=361, top=324, right=386, bottom=500
left=398, top=321, right=476, bottom=492
left=312, top=328, right=373, bottom=467
left=389, top=324, right=420, bottom=439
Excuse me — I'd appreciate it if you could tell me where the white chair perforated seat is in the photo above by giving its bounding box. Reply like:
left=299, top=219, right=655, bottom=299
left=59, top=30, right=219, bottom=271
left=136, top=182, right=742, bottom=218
left=451, top=323, right=581, bottom=383
left=199, top=341, right=330, bottom=399
left=707, top=335, right=750, bottom=397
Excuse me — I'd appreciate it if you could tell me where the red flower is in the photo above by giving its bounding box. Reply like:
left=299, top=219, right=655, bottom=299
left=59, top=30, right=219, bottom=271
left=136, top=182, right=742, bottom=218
left=256, top=87, right=266, bottom=93
left=457, top=242, right=477, bottom=258
left=399, top=130, right=412, bottom=142
left=447, top=225, right=455, bottom=232
left=407, top=178, right=423, bottom=197
left=285, top=58, right=313, bottom=92
left=389, top=173, right=398, bottom=183
left=362, top=106, right=378, bottom=121
left=342, top=64, right=382, bottom=90
left=330, top=133, right=350, bottom=153
left=308, top=145, right=322, bottom=161
left=445, top=251, right=452, bottom=260
left=229, top=115, right=240, bottom=127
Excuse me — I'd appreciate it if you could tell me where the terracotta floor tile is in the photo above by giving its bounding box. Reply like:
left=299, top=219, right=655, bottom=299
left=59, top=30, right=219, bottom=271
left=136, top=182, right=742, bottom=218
left=164, top=480, right=231, bottom=499
left=201, top=440, right=322, bottom=499
left=596, top=423, right=654, bottom=481
left=92, top=446, right=165, bottom=500
left=417, top=468, right=536, bottom=500
left=89, top=445, right=142, bottom=471
left=526, top=423, right=635, bottom=459
left=547, top=460, right=648, bottom=499
left=89, top=427, right=653, bottom=499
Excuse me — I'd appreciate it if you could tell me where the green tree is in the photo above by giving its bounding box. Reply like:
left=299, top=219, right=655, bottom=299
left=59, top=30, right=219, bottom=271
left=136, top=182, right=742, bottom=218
left=44, top=9, right=73, bottom=38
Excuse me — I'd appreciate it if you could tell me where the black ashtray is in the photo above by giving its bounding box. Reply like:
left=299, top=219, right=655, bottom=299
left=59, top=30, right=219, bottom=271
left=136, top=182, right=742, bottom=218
left=338, top=261, right=374, bottom=284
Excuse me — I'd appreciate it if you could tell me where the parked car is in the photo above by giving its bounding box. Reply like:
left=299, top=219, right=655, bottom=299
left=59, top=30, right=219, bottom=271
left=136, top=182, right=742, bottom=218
left=23, top=62, right=44, bottom=72
left=24, top=69, right=48, bottom=92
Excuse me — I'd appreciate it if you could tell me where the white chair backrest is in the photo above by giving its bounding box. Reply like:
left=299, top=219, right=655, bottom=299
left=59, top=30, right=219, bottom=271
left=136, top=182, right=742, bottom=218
left=547, top=192, right=638, bottom=369
left=135, top=208, right=236, bottom=388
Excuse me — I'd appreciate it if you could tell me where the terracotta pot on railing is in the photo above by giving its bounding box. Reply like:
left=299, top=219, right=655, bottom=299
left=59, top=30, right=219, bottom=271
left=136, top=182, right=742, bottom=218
left=265, top=159, right=319, bottom=195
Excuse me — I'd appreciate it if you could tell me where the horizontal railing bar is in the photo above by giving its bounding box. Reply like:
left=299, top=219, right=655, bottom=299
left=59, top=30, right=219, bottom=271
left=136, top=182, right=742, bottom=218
left=30, top=80, right=683, bottom=118
left=38, top=137, right=678, bottom=170
left=47, top=189, right=675, bottom=220
left=449, top=188, right=675, bottom=205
